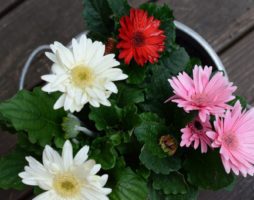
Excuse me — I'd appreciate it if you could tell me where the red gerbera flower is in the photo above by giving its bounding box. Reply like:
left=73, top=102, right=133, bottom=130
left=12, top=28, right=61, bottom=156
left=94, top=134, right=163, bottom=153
left=117, top=9, right=166, bottom=66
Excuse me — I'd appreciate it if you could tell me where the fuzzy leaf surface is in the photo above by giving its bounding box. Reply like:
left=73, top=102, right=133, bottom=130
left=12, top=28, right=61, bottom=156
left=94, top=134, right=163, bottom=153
left=90, top=136, right=117, bottom=170
left=0, top=149, right=27, bottom=190
left=152, top=173, right=187, bottom=195
left=139, top=146, right=181, bottom=175
left=184, top=150, right=235, bottom=190
left=110, top=168, right=148, bottom=200
left=0, top=88, right=66, bottom=146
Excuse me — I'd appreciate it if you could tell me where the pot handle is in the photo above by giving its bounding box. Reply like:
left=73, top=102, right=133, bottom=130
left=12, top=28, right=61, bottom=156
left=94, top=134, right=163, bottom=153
left=19, top=45, right=50, bottom=90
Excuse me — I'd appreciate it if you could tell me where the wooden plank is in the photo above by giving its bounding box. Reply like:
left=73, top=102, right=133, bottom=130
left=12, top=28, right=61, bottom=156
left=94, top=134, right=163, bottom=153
left=127, top=0, right=254, bottom=52
left=0, top=0, right=254, bottom=199
left=197, top=32, right=254, bottom=200
left=157, top=0, right=254, bottom=104
left=161, top=0, right=254, bottom=52
left=221, top=31, right=254, bottom=104
left=0, top=0, right=84, bottom=101
left=0, top=0, right=253, bottom=99
left=126, top=2, right=254, bottom=200
left=0, top=0, right=84, bottom=199
left=199, top=176, right=254, bottom=200
left=213, top=7, right=254, bottom=54
left=0, top=0, right=24, bottom=16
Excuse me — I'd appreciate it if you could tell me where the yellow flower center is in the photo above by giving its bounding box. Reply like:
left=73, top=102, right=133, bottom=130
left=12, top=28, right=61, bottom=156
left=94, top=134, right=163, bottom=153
left=71, top=65, right=94, bottom=88
left=53, top=173, right=81, bottom=198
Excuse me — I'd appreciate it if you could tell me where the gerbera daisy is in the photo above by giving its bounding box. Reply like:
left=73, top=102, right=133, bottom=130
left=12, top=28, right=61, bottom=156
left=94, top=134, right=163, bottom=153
left=180, top=116, right=212, bottom=153
left=19, top=140, right=112, bottom=199
left=117, top=9, right=166, bottom=66
left=207, top=101, right=254, bottom=177
left=167, top=65, right=236, bottom=122
left=42, top=34, right=128, bottom=112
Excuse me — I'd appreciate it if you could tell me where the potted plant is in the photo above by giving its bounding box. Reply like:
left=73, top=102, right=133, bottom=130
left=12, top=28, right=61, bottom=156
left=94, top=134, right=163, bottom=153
left=0, top=1, right=253, bottom=200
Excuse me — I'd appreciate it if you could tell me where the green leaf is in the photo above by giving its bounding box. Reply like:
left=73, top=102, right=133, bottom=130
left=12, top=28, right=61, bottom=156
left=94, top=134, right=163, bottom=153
left=152, top=173, right=187, bottom=195
left=228, top=95, right=248, bottom=109
left=142, top=48, right=189, bottom=108
left=107, top=0, right=130, bottom=17
left=0, top=88, right=66, bottom=146
left=89, top=103, right=122, bottom=131
left=184, top=150, right=235, bottom=190
left=144, top=47, right=189, bottom=110
left=82, top=0, right=113, bottom=39
left=109, top=168, right=148, bottom=200
left=54, top=137, right=66, bottom=149
left=140, top=3, right=175, bottom=48
left=224, top=175, right=237, bottom=192
left=0, top=112, right=16, bottom=134
left=109, top=133, right=122, bottom=146
left=184, top=58, right=202, bottom=75
left=148, top=183, right=198, bottom=200
left=134, top=112, right=164, bottom=142
left=141, top=51, right=194, bottom=129
left=89, top=103, right=140, bottom=131
left=136, top=165, right=150, bottom=180
left=122, top=64, right=147, bottom=85
left=17, top=132, right=43, bottom=155
left=90, top=136, right=117, bottom=170
left=0, top=149, right=27, bottom=190
left=33, top=187, right=44, bottom=195
left=160, top=47, right=190, bottom=75
left=134, top=113, right=168, bottom=157
left=148, top=182, right=165, bottom=200
left=139, top=146, right=181, bottom=175
left=145, top=63, right=172, bottom=103
left=164, top=187, right=198, bottom=200
left=121, top=105, right=141, bottom=131
left=114, top=84, right=145, bottom=107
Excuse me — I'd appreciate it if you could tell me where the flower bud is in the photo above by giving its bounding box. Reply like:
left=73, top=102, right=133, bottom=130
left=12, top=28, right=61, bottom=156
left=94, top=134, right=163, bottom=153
left=62, top=114, right=81, bottom=139
left=159, top=135, right=178, bottom=156
left=104, top=37, right=116, bottom=55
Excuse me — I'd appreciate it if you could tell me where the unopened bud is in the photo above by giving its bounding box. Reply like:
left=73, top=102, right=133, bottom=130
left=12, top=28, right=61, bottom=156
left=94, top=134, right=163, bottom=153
left=104, top=37, right=116, bottom=55
left=62, top=114, right=81, bottom=139
left=159, top=135, right=178, bottom=156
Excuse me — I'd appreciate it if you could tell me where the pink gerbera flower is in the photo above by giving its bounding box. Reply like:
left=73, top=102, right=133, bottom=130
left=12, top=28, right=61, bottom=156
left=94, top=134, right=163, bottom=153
left=180, top=116, right=212, bottom=153
left=167, top=65, right=236, bottom=122
left=207, top=101, right=254, bottom=177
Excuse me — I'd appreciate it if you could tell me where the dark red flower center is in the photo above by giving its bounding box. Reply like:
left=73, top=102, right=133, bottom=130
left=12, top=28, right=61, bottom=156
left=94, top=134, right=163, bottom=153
left=132, top=31, right=145, bottom=47
left=194, top=120, right=203, bottom=131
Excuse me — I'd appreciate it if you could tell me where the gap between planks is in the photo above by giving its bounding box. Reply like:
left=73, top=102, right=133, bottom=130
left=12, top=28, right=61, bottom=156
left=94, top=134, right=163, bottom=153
left=0, top=0, right=27, bottom=20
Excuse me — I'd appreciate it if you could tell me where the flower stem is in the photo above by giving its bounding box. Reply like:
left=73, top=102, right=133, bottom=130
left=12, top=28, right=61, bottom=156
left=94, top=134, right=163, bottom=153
left=75, top=125, right=96, bottom=137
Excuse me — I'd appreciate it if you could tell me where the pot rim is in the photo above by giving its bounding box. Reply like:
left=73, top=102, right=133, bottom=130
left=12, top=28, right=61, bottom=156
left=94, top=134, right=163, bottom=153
left=174, top=20, right=227, bottom=78
left=19, top=21, right=227, bottom=90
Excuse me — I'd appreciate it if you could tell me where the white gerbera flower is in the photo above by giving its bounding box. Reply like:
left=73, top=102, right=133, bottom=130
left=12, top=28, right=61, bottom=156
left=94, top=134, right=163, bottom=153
left=42, top=34, right=128, bottom=112
left=19, top=140, right=111, bottom=200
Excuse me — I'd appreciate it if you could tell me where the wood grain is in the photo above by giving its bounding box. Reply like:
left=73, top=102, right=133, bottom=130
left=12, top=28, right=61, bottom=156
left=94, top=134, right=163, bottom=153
left=0, top=0, right=84, bottom=101
left=222, top=31, right=254, bottom=104
left=0, top=0, right=254, bottom=199
left=0, top=0, right=24, bottom=16
left=130, top=0, right=254, bottom=52
left=199, top=176, right=254, bottom=200
left=198, top=19, right=254, bottom=200
left=0, top=0, right=84, bottom=199
left=0, top=0, right=85, bottom=154
left=0, top=0, right=253, bottom=99
left=162, top=0, right=254, bottom=52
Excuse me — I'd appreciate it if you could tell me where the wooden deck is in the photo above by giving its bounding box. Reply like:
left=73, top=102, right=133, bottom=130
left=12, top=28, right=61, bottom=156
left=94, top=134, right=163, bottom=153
left=0, top=0, right=254, bottom=199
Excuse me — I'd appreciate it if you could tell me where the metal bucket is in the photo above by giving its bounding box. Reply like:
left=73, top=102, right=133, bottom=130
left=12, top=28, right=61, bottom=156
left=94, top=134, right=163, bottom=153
left=19, top=21, right=227, bottom=89
left=174, top=20, right=227, bottom=77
